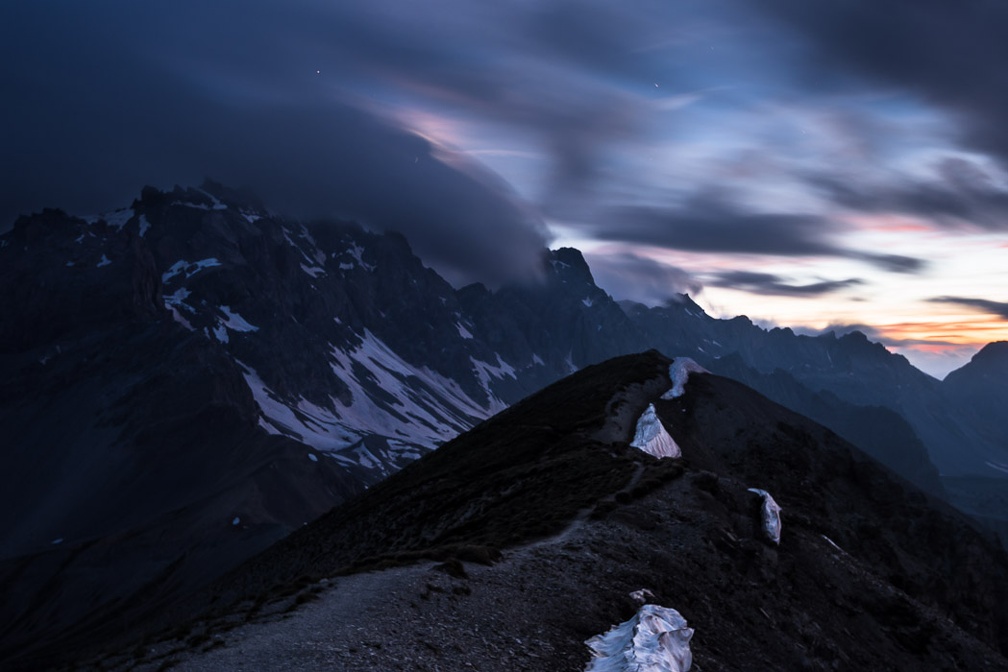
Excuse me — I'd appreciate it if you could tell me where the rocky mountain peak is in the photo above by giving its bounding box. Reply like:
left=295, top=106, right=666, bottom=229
left=969, top=340, right=1008, bottom=368
left=945, top=341, right=1008, bottom=387
left=547, top=246, right=595, bottom=285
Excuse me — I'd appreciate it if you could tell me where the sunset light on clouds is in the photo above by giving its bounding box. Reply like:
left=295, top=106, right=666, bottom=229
left=4, top=0, right=1008, bottom=378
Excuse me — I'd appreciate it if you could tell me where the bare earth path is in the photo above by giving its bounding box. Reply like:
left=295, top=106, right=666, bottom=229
left=123, top=520, right=617, bottom=672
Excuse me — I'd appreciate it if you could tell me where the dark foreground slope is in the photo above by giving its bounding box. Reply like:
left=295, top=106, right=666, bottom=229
left=98, top=351, right=1008, bottom=672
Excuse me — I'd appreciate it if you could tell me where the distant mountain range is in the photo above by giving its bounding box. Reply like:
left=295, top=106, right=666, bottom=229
left=1, top=182, right=1006, bottom=666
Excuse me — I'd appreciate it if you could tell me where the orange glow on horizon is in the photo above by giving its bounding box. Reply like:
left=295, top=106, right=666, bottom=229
left=873, top=318, right=1008, bottom=347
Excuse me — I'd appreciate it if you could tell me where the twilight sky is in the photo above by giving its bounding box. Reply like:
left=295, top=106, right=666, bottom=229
left=3, top=1, right=1008, bottom=378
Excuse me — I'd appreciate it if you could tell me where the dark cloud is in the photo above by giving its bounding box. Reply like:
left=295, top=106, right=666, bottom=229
left=0, top=1, right=549, bottom=285
left=808, top=158, right=1008, bottom=230
left=584, top=252, right=702, bottom=306
left=929, top=297, right=1008, bottom=320
left=0, top=0, right=693, bottom=235
left=0, top=0, right=993, bottom=298
left=761, top=0, right=1008, bottom=165
left=593, top=192, right=839, bottom=256
left=591, top=191, right=927, bottom=273
left=850, top=253, right=927, bottom=274
left=327, top=1, right=647, bottom=169
left=708, top=271, right=862, bottom=297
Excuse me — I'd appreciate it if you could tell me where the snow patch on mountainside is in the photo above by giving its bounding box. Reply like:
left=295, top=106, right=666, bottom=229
left=167, top=302, right=191, bottom=317
left=239, top=329, right=508, bottom=470
left=585, top=604, right=694, bottom=672
left=335, top=241, right=375, bottom=272
left=164, top=287, right=193, bottom=311
left=470, top=355, right=516, bottom=414
left=172, top=199, right=226, bottom=211
left=630, top=404, right=681, bottom=459
left=219, top=306, right=258, bottom=332
left=98, top=208, right=134, bottom=229
left=164, top=288, right=195, bottom=329
left=172, top=190, right=227, bottom=211
left=240, top=363, right=361, bottom=450
left=300, top=263, right=325, bottom=278
left=324, top=437, right=429, bottom=477
left=387, top=438, right=422, bottom=461
left=162, top=258, right=221, bottom=283
left=661, top=358, right=708, bottom=400
left=330, top=331, right=500, bottom=441
left=199, top=189, right=229, bottom=210
left=282, top=226, right=325, bottom=267
left=471, top=354, right=517, bottom=381
left=986, top=460, right=1008, bottom=476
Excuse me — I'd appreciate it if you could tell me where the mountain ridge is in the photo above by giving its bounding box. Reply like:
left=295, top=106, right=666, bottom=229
left=79, top=351, right=1008, bottom=671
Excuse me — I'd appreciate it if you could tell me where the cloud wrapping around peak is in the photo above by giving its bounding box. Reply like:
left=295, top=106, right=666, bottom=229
left=585, top=252, right=702, bottom=307
left=0, top=1, right=553, bottom=286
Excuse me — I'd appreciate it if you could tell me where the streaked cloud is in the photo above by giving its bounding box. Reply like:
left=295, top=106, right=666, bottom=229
left=760, top=0, right=1008, bottom=165
left=929, top=297, right=1008, bottom=320
left=708, top=271, right=862, bottom=297
left=808, top=158, right=1008, bottom=231
left=589, top=191, right=927, bottom=273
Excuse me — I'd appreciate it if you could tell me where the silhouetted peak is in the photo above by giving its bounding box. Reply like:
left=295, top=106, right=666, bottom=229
left=199, top=179, right=267, bottom=211
left=547, top=247, right=594, bottom=284
left=973, top=341, right=1008, bottom=364
left=839, top=329, right=869, bottom=343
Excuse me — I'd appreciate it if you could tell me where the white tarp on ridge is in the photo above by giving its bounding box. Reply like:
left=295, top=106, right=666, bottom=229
left=630, top=404, right=681, bottom=459
left=748, top=488, right=782, bottom=544
left=660, top=358, right=708, bottom=400
left=585, top=604, right=694, bottom=672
